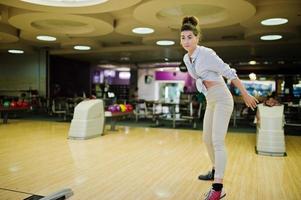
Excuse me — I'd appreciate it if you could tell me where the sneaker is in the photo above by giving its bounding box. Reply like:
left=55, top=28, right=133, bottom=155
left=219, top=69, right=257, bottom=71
left=198, top=170, right=214, bottom=181
left=203, top=188, right=226, bottom=200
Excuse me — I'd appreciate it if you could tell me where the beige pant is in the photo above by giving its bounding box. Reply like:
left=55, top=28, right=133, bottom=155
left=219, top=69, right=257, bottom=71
left=203, top=83, right=234, bottom=179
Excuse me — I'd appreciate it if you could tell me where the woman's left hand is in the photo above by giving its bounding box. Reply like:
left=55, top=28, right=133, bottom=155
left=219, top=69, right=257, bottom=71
left=242, top=94, right=259, bottom=111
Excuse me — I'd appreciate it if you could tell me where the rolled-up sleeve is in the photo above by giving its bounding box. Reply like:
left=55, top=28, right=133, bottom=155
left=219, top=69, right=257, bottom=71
left=204, top=49, right=238, bottom=80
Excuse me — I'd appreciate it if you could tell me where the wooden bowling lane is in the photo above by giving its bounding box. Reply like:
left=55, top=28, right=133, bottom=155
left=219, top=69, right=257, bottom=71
left=0, top=120, right=300, bottom=200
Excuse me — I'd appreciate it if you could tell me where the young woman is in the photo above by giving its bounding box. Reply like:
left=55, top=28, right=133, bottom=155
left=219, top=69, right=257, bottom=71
left=180, top=16, right=258, bottom=200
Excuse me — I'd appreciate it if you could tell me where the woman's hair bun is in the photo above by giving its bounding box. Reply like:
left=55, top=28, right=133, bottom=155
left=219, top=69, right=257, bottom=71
left=182, top=16, right=199, bottom=26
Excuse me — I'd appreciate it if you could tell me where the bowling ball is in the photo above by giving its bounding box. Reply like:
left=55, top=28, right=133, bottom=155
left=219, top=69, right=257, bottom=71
left=22, top=101, right=29, bottom=108
left=114, top=104, right=121, bottom=112
left=17, top=100, right=23, bottom=107
left=107, top=105, right=116, bottom=112
left=119, top=104, right=126, bottom=112
left=3, top=101, right=10, bottom=107
left=125, top=104, right=133, bottom=112
left=10, top=101, right=17, bottom=108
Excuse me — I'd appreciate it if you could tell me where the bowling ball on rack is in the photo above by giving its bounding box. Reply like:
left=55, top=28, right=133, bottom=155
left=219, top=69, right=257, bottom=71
left=17, top=100, right=23, bottom=107
left=114, top=104, right=121, bottom=112
left=107, top=105, right=116, bottom=112
left=10, top=101, right=17, bottom=108
left=125, top=104, right=133, bottom=112
left=22, top=101, right=29, bottom=108
left=119, top=104, right=126, bottom=112
left=3, top=101, right=10, bottom=107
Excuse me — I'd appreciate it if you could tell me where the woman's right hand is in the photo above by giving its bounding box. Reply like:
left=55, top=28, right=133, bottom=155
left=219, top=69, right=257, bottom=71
left=242, top=93, right=259, bottom=111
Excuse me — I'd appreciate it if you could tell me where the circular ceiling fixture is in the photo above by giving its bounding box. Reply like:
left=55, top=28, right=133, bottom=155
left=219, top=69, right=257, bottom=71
left=36, top=35, right=57, bottom=41
left=74, top=45, right=91, bottom=50
left=8, top=49, right=24, bottom=54
left=132, top=27, right=154, bottom=34
left=248, top=60, right=257, bottom=65
left=260, top=35, right=282, bottom=41
left=261, top=18, right=288, bottom=26
left=134, top=0, right=255, bottom=29
left=156, top=40, right=175, bottom=46
left=21, top=0, right=108, bottom=7
left=9, top=12, right=114, bottom=37
left=2, top=0, right=142, bottom=14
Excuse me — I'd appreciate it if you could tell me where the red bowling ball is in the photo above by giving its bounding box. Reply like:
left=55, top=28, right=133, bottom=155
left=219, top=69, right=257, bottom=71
left=10, top=101, right=17, bottom=108
left=22, top=101, right=29, bottom=108
left=17, top=100, right=23, bottom=107
left=125, top=104, right=133, bottom=112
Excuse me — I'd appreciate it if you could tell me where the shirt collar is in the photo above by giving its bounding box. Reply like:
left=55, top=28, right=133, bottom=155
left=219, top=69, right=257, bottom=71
left=190, top=45, right=201, bottom=63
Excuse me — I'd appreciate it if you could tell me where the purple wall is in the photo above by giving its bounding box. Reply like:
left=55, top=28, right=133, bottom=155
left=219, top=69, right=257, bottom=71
left=155, top=71, right=196, bottom=92
left=92, top=69, right=130, bottom=85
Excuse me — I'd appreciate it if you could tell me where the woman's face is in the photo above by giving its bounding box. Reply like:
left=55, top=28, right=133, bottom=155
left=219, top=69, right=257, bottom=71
left=181, top=30, right=199, bottom=53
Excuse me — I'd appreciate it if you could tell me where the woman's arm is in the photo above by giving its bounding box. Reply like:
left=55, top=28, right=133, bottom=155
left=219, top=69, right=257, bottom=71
left=231, top=78, right=259, bottom=110
left=202, top=48, right=258, bottom=109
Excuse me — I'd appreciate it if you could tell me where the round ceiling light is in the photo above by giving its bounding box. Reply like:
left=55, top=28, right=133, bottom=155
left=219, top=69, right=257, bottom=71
left=260, top=35, right=282, bottom=41
left=21, top=0, right=108, bottom=7
left=8, top=49, right=24, bottom=54
left=36, top=35, right=57, bottom=41
left=156, top=40, right=175, bottom=46
left=248, top=60, right=257, bottom=65
left=261, top=18, right=288, bottom=26
left=74, top=45, right=91, bottom=50
left=132, top=27, right=154, bottom=34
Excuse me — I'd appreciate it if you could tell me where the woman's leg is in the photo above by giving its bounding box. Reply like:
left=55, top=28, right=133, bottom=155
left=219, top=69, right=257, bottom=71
left=211, top=102, right=233, bottom=183
left=203, top=102, right=215, bottom=165
left=199, top=102, right=216, bottom=181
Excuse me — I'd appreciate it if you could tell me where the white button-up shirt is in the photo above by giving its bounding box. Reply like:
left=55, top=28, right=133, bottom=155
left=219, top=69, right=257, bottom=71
left=183, top=45, right=238, bottom=95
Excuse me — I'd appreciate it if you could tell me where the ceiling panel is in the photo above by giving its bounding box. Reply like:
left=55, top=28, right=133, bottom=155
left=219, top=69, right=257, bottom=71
left=0, top=0, right=300, bottom=66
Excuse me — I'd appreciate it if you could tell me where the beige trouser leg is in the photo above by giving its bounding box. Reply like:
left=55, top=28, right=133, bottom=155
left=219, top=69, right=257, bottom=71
left=202, top=84, right=234, bottom=179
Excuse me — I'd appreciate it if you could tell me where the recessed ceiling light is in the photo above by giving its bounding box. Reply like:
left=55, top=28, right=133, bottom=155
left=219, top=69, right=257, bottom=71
left=164, top=58, right=169, bottom=61
left=156, top=40, right=175, bottom=46
left=248, top=60, right=257, bottom=65
left=261, top=18, right=288, bottom=26
left=277, top=61, right=285, bottom=64
left=132, top=27, right=154, bottom=34
left=263, top=61, right=270, bottom=65
left=120, top=56, right=130, bottom=61
left=36, top=35, right=57, bottom=41
left=8, top=49, right=24, bottom=54
left=21, top=0, right=108, bottom=7
left=260, top=35, right=282, bottom=41
left=74, top=45, right=91, bottom=50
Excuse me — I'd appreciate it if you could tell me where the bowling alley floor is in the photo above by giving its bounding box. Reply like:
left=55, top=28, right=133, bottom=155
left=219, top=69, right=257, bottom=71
left=0, top=119, right=300, bottom=200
